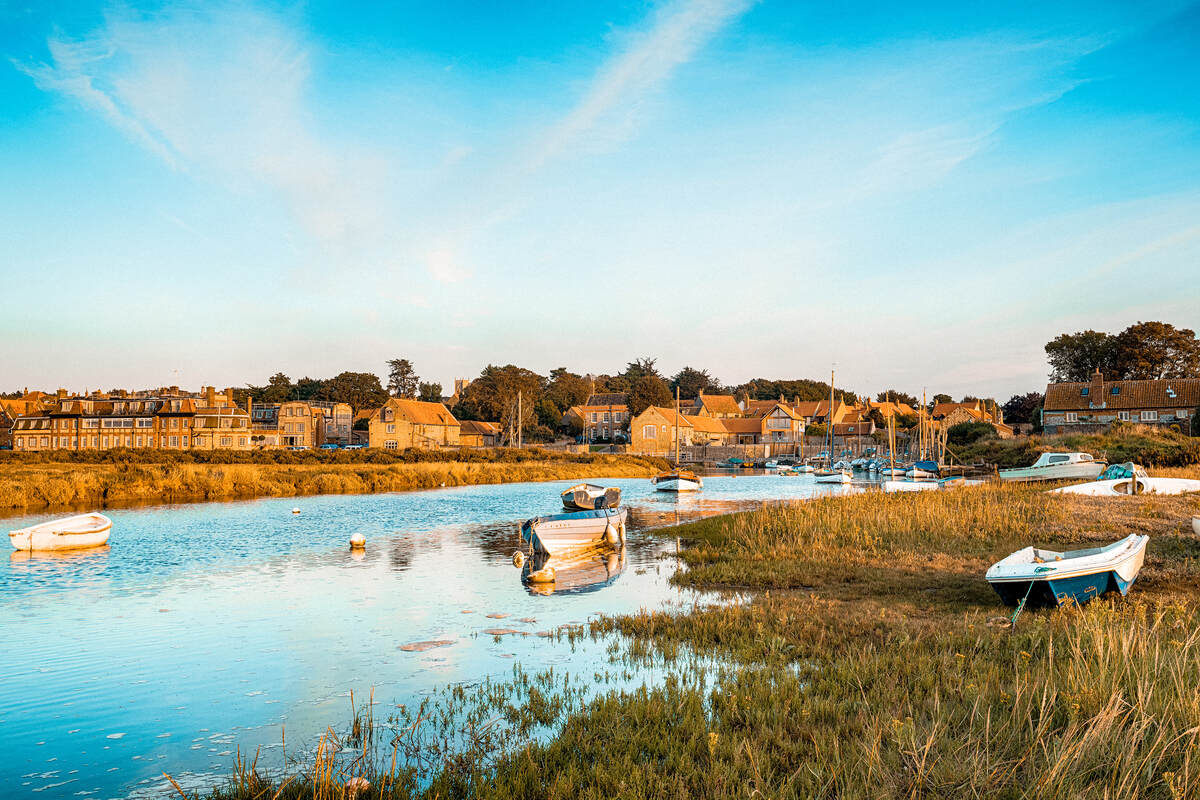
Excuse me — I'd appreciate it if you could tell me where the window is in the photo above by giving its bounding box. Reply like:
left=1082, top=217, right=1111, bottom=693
left=298, top=423, right=305, bottom=433
left=386, top=424, right=395, bottom=433
left=1140, top=410, right=1158, bottom=421
left=1111, top=387, right=1120, bottom=395
left=101, top=436, right=108, bottom=447
left=182, top=437, right=188, bottom=447
left=603, top=412, right=610, bottom=422
left=1118, top=411, right=1130, bottom=421
left=40, top=436, right=48, bottom=447
left=169, top=436, right=178, bottom=447
left=384, top=440, right=398, bottom=450
left=137, top=418, right=153, bottom=427
left=239, top=437, right=247, bottom=446
left=590, top=413, right=597, bottom=422
left=220, top=436, right=232, bottom=447
left=1048, top=455, right=1070, bottom=464
left=1064, top=412, right=1078, bottom=423
left=136, top=436, right=142, bottom=447
left=1081, top=388, right=1089, bottom=396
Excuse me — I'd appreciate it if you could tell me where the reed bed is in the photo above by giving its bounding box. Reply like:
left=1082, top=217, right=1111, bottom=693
left=0, top=455, right=667, bottom=515
left=192, top=482, right=1200, bottom=798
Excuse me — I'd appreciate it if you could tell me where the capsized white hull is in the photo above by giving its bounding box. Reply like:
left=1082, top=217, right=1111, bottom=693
left=1050, top=477, right=1200, bottom=497
left=521, top=508, right=628, bottom=556
left=9, top=513, right=112, bottom=551
left=814, top=470, right=852, bottom=484
left=655, top=477, right=702, bottom=492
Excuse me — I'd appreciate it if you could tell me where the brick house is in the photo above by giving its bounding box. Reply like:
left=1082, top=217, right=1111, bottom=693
left=1042, top=369, right=1200, bottom=435
left=250, top=400, right=331, bottom=449
left=564, top=392, right=630, bottom=441
left=932, top=401, right=1014, bottom=438
left=630, top=407, right=729, bottom=455
left=11, top=386, right=252, bottom=452
left=368, top=398, right=460, bottom=450
left=689, top=392, right=743, bottom=418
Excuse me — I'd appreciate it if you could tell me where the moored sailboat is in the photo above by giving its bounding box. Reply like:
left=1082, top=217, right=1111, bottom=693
left=654, top=387, right=703, bottom=492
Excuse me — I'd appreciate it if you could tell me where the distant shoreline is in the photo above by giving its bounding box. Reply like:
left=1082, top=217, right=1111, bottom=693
left=0, top=452, right=669, bottom=518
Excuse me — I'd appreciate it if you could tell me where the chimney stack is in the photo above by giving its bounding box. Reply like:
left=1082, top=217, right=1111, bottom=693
left=224, top=387, right=235, bottom=406
left=206, top=386, right=217, bottom=406
left=56, top=388, right=67, bottom=399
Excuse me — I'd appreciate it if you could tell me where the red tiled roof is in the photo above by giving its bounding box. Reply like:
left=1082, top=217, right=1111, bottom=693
left=387, top=398, right=458, bottom=426
left=695, top=393, right=741, bottom=416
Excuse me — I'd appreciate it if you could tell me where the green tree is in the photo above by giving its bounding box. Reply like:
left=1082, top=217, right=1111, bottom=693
left=459, top=365, right=546, bottom=443
left=387, top=358, right=419, bottom=398
left=1110, top=321, right=1200, bottom=380
left=670, top=366, right=722, bottom=400
left=417, top=382, right=442, bottom=403
left=946, top=421, right=998, bottom=447
left=627, top=375, right=673, bottom=417
left=295, top=376, right=324, bottom=401
left=930, top=393, right=952, bottom=408
left=1002, top=392, right=1044, bottom=425
left=1045, top=329, right=1118, bottom=382
left=876, top=390, right=917, bottom=407
left=544, top=368, right=592, bottom=414
left=321, top=372, right=387, bottom=413
left=260, top=372, right=293, bottom=404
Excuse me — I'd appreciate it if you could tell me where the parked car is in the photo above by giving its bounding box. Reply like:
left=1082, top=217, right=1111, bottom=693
left=319, top=443, right=340, bottom=450
left=288, top=446, right=310, bottom=451
left=344, top=443, right=366, bottom=450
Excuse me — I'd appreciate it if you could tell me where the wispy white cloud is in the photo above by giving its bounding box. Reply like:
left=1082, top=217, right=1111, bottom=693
left=19, top=3, right=383, bottom=247
left=422, top=0, right=754, bottom=283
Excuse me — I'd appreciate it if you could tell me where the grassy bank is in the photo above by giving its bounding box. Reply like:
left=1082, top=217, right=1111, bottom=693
left=0, top=452, right=669, bottom=516
left=189, top=480, right=1200, bottom=799
left=951, top=425, right=1200, bottom=468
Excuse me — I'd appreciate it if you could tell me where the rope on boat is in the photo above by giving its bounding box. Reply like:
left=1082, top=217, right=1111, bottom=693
left=1010, top=581, right=1036, bottom=629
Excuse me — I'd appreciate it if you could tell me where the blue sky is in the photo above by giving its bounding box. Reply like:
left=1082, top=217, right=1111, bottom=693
left=2, top=0, right=1199, bottom=400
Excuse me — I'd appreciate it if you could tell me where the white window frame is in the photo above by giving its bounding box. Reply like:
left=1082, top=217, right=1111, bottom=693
left=1140, top=410, right=1158, bottom=421
left=1118, top=411, right=1130, bottom=421
left=1064, top=412, right=1078, bottom=423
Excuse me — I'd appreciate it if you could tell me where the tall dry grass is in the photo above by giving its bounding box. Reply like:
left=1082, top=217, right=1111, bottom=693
left=0, top=456, right=667, bottom=516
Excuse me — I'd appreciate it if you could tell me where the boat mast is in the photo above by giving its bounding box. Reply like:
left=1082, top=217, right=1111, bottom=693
left=674, top=385, right=681, bottom=467
left=828, top=369, right=835, bottom=469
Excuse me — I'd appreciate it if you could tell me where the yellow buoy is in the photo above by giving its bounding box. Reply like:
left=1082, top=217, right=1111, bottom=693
left=349, top=532, right=366, bottom=549
left=512, top=550, right=526, bottom=567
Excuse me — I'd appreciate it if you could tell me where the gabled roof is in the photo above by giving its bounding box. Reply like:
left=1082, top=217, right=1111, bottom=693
left=694, top=393, right=741, bottom=416
left=637, top=406, right=695, bottom=428
left=585, top=392, right=628, bottom=407
left=722, top=417, right=764, bottom=434
left=460, top=419, right=500, bottom=435
left=386, top=398, right=459, bottom=426
left=686, top=414, right=730, bottom=434
left=1044, top=376, right=1200, bottom=411
left=932, top=401, right=984, bottom=419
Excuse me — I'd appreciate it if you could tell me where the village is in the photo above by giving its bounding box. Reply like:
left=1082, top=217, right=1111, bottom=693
left=2, top=366, right=1197, bottom=464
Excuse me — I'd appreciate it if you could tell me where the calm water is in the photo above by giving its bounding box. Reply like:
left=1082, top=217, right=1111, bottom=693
left=0, top=473, right=859, bottom=798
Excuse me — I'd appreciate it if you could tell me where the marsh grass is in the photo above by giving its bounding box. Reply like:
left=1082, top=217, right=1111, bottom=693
left=195, top=482, right=1200, bottom=798
left=0, top=454, right=667, bottom=515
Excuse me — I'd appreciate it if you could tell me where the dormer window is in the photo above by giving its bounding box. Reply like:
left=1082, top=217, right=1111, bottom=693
left=1166, top=386, right=1176, bottom=398
left=1111, top=387, right=1119, bottom=395
left=1081, top=388, right=1089, bottom=397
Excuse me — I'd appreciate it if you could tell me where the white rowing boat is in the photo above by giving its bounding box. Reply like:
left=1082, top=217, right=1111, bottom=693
left=560, top=483, right=621, bottom=511
left=986, top=534, right=1148, bottom=607
left=10, top=513, right=113, bottom=551
left=520, top=507, right=628, bottom=557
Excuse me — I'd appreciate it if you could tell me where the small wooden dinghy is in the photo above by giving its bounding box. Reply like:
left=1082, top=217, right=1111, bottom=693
left=986, top=534, right=1148, bottom=607
left=521, top=507, right=628, bottom=556
left=9, top=513, right=113, bottom=552
left=561, top=483, right=621, bottom=511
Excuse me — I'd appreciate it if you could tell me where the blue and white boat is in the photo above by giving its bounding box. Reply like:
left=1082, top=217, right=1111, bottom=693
left=985, top=534, right=1148, bottom=607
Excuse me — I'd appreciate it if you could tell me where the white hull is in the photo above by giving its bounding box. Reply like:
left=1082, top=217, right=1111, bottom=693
left=654, top=477, right=702, bottom=492
left=814, top=471, right=852, bottom=484
left=1051, top=477, right=1200, bottom=497
left=883, top=480, right=938, bottom=493
left=10, top=513, right=112, bottom=551
left=522, top=508, right=628, bottom=556
left=987, top=534, right=1148, bottom=585
left=905, top=468, right=937, bottom=480
left=1000, top=462, right=1104, bottom=483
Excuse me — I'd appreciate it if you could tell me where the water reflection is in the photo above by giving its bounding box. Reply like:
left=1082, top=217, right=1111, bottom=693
left=0, top=473, right=846, bottom=798
left=521, top=546, right=627, bottom=596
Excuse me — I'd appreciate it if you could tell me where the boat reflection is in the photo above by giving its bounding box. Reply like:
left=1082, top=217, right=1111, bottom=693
left=521, top=546, right=626, bottom=596
left=9, top=544, right=111, bottom=566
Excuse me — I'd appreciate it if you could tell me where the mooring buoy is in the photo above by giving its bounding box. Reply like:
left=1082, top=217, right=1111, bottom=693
left=512, top=550, right=525, bottom=567
left=291, top=507, right=301, bottom=515
left=349, top=532, right=366, bottom=550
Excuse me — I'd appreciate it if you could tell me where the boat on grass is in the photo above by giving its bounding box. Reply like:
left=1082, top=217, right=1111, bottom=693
left=999, top=452, right=1105, bottom=483
left=520, top=507, right=627, bottom=557
left=560, top=483, right=622, bottom=511
left=10, top=513, right=112, bottom=551
left=1050, top=463, right=1200, bottom=497
left=882, top=475, right=968, bottom=493
left=985, top=534, right=1148, bottom=607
